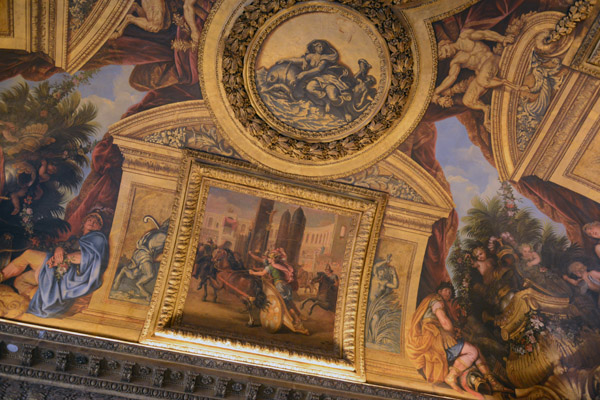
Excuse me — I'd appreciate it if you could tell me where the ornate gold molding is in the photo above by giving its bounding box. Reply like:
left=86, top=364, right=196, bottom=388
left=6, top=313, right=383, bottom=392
left=0, top=0, right=13, bottom=37
left=108, top=100, right=241, bottom=158
left=114, top=137, right=184, bottom=177
left=512, top=72, right=600, bottom=180
left=548, top=0, right=598, bottom=43
left=224, top=0, right=406, bottom=159
left=490, top=11, right=568, bottom=180
left=0, top=0, right=134, bottom=73
left=142, top=150, right=388, bottom=381
left=200, top=0, right=472, bottom=178
left=565, top=4, right=600, bottom=78
left=64, top=0, right=134, bottom=73
left=109, top=101, right=212, bottom=139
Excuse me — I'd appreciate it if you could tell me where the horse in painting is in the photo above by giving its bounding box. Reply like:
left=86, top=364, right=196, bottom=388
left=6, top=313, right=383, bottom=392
left=203, top=248, right=266, bottom=326
left=300, top=272, right=339, bottom=315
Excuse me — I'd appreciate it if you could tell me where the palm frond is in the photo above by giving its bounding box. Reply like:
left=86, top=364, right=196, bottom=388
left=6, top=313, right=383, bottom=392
left=0, top=82, right=30, bottom=122
left=366, top=292, right=402, bottom=352
left=540, top=222, right=570, bottom=252
left=71, top=101, right=98, bottom=128
left=460, top=196, right=508, bottom=243
left=29, top=82, right=51, bottom=111
left=1, top=82, right=29, bottom=106
left=33, top=218, right=71, bottom=239
left=46, top=159, right=84, bottom=192
left=46, top=124, right=97, bottom=156
left=32, top=183, right=66, bottom=219
left=56, top=91, right=81, bottom=122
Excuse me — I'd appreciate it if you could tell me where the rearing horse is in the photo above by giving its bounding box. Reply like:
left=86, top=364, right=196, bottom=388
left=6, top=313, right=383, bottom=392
left=206, top=248, right=266, bottom=326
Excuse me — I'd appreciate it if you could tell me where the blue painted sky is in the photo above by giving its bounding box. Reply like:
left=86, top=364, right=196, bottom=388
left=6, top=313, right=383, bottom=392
left=435, top=117, right=566, bottom=235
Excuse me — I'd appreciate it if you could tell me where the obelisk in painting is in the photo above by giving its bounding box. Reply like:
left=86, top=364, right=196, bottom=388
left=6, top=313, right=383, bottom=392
left=287, top=207, right=306, bottom=266
left=275, top=209, right=291, bottom=250
left=248, top=198, right=275, bottom=257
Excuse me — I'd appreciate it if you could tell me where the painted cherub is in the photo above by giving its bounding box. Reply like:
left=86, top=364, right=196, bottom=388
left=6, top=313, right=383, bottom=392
left=518, top=243, right=547, bottom=273
left=563, top=261, right=600, bottom=304
left=583, top=221, right=600, bottom=260
left=470, top=246, right=496, bottom=285
left=563, top=261, right=600, bottom=291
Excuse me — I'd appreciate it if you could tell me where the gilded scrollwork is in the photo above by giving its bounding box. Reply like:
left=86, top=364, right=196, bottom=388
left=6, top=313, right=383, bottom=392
left=221, top=0, right=413, bottom=161
left=142, top=124, right=242, bottom=159
left=548, top=0, right=597, bottom=43
left=337, top=166, right=424, bottom=203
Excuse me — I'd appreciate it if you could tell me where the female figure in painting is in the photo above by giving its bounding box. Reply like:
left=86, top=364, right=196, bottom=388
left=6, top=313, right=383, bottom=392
left=248, top=248, right=307, bottom=333
left=369, top=254, right=399, bottom=302
left=277, top=40, right=354, bottom=120
left=406, top=282, right=511, bottom=394
left=1, top=211, right=108, bottom=318
left=367, top=254, right=399, bottom=340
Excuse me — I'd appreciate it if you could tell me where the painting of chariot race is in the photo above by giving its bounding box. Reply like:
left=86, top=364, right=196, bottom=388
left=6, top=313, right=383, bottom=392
left=177, top=186, right=354, bottom=351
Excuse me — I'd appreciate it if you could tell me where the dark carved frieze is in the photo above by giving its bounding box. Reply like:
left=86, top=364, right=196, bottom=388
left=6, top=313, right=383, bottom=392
left=0, top=379, right=131, bottom=400
left=0, top=322, right=443, bottom=400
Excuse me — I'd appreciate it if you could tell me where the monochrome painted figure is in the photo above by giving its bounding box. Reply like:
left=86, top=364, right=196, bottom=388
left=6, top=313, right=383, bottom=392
left=365, top=253, right=402, bottom=352
left=111, top=216, right=169, bottom=303
left=256, top=39, right=377, bottom=131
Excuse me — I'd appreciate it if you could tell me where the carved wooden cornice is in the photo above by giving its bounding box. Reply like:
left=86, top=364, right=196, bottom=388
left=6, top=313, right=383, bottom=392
left=109, top=101, right=213, bottom=140
left=0, top=322, right=444, bottom=400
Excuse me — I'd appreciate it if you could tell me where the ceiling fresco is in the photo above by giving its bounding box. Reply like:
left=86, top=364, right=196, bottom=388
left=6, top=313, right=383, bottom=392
left=1, top=0, right=600, bottom=399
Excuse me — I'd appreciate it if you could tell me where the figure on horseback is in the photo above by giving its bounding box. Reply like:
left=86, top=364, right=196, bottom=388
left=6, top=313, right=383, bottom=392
left=301, top=263, right=339, bottom=315
left=193, top=238, right=216, bottom=301
left=205, top=245, right=266, bottom=327
left=249, top=248, right=308, bottom=334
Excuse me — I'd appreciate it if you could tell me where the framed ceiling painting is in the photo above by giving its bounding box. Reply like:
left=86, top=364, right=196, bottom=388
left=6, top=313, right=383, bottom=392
left=141, top=152, right=387, bottom=380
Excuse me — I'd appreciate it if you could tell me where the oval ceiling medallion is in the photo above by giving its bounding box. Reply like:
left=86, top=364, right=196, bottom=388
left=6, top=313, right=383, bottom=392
left=243, top=3, right=391, bottom=143
left=201, top=0, right=425, bottom=178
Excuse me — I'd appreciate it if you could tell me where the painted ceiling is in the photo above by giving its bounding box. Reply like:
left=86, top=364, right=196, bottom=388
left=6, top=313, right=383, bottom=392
left=1, top=0, right=600, bottom=399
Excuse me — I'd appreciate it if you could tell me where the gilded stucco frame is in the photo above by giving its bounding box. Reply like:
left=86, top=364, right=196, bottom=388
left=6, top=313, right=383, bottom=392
left=141, top=151, right=387, bottom=381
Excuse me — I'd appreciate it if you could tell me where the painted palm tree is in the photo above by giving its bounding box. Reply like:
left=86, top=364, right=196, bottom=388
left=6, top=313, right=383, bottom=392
left=449, top=183, right=577, bottom=296
left=0, top=72, right=98, bottom=244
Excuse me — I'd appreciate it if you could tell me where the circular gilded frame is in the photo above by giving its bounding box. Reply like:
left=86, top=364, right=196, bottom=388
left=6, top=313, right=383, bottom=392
left=243, top=3, right=391, bottom=142
left=200, top=0, right=436, bottom=178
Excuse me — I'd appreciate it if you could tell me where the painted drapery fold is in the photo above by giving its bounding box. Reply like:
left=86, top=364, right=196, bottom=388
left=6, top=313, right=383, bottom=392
left=28, top=230, right=109, bottom=318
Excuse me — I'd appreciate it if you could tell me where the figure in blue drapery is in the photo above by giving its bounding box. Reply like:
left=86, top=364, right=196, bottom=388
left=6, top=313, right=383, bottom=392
left=2, top=211, right=108, bottom=318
